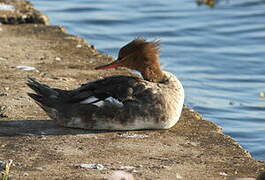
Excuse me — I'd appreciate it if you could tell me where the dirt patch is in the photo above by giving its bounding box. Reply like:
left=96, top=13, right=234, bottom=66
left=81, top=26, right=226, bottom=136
left=0, top=23, right=264, bottom=179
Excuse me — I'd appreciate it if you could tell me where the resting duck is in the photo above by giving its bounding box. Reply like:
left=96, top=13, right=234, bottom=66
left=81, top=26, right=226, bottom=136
left=27, top=39, right=184, bottom=130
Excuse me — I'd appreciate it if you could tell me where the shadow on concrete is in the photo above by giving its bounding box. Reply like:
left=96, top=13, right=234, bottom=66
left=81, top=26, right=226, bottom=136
left=0, top=120, right=106, bottom=136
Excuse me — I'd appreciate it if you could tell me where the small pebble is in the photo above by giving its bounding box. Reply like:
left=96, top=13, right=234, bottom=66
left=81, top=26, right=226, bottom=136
left=0, top=105, right=7, bottom=111
left=189, top=142, right=199, bottom=146
left=35, top=167, right=44, bottom=171
left=55, top=57, right=61, bottom=61
left=76, top=44, right=82, bottom=48
left=16, top=65, right=37, bottom=71
left=77, top=163, right=104, bottom=170
left=220, top=172, right=228, bottom=176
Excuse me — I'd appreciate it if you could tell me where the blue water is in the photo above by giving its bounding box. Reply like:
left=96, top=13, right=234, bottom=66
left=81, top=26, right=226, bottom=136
left=31, top=0, right=265, bottom=160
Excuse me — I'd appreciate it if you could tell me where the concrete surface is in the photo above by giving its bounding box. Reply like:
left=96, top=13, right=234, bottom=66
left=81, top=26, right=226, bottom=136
left=0, top=1, right=264, bottom=179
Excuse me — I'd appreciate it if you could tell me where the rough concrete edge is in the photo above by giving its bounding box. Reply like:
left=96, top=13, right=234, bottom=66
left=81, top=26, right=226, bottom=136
left=185, top=106, right=254, bottom=159
left=0, top=0, right=49, bottom=24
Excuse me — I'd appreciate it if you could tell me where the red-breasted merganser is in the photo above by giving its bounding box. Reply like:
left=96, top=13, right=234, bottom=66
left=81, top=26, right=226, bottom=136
left=27, top=39, right=184, bottom=130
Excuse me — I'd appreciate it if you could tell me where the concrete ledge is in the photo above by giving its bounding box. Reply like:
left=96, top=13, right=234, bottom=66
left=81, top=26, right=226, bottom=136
left=0, top=0, right=48, bottom=24
left=0, top=2, right=264, bottom=180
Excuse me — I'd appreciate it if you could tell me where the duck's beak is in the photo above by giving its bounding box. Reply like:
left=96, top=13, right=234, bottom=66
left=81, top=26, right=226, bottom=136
left=95, top=59, right=123, bottom=70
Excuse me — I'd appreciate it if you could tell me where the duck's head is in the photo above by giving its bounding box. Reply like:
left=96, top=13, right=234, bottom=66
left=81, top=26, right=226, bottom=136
left=95, top=38, right=166, bottom=83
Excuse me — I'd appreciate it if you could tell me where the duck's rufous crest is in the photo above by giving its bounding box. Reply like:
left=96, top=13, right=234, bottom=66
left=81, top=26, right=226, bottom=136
left=95, top=39, right=166, bottom=83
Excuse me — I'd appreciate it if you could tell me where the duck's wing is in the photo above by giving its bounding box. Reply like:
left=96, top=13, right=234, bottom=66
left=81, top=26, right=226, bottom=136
left=68, top=75, right=146, bottom=104
left=27, top=76, right=171, bottom=130
left=27, top=75, right=147, bottom=108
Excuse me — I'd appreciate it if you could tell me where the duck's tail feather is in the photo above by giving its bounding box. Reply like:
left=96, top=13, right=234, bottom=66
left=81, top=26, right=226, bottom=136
left=27, top=93, right=43, bottom=104
left=27, top=78, right=59, bottom=97
left=26, top=78, right=61, bottom=107
left=27, top=78, right=61, bottom=119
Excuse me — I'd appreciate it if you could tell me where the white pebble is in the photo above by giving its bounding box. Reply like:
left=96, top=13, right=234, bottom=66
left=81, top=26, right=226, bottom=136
left=219, top=172, right=228, bottom=176
left=78, top=163, right=104, bottom=170
left=16, top=65, right=37, bottom=71
left=55, top=57, right=61, bottom=61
